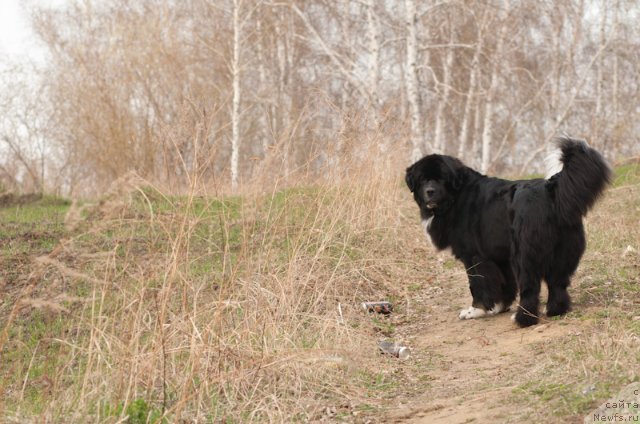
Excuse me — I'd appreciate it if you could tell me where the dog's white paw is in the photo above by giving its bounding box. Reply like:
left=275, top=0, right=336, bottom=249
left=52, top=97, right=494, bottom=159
left=459, top=306, right=487, bottom=320
left=487, top=302, right=505, bottom=316
left=510, top=312, right=517, bottom=322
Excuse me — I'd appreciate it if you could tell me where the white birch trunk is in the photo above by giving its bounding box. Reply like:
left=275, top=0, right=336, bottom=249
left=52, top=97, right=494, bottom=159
left=256, top=3, right=269, bottom=156
left=434, top=27, right=455, bottom=154
left=274, top=8, right=291, bottom=177
left=284, top=9, right=294, bottom=178
left=480, top=86, right=496, bottom=173
left=612, top=1, right=619, bottom=126
left=457, top=10, right=486, bottom=162
left=480, top=1, right=509, bottom=174
left=230, top=0, right=241, bottom=191
left=593, top=0, right=607, bottom=144
left=404, top=0, right=423, bottom=162
left=471, top=95, right=482, bottom=168
left=366, top=0, right=380, bottom=115
left=274, top=10, right=285, bottom=131
left=340, top=1, right=350, bottom=113
left=544, top=20, right=562, bottom=162
left=457, top=51, right=479, bottom=160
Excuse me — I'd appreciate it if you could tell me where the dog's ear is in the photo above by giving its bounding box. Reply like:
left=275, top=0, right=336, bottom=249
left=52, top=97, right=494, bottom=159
left=405, top=165, right=416, bottom=192
left=442, top=157, right=465, bottom=191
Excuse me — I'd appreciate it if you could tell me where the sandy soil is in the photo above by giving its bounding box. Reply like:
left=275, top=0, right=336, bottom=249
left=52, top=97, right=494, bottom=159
left=380, top=251, right=586, bottom=424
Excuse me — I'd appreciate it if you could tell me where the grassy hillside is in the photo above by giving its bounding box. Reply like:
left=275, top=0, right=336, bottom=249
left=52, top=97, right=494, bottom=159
left=0, top=170, right=416, bottom=422
left=1, top=163, right=639, bottom=423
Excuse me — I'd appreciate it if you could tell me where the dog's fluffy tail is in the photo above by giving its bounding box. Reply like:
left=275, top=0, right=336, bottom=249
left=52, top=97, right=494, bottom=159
left=548, top=136, right=612, bottom=223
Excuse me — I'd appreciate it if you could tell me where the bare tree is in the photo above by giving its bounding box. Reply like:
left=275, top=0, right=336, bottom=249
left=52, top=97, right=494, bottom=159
left=433, top=13, right=457, bottom=154
left=230, top=0, right=243, bottom=191
left=404, top=0, right=424, bottom=161
left=0, top=66, right=52, bottom=193
left=593, top=0, right=607, bottom=146
left=366, top=0, right=381, bottom=116
left=457, top=7, right=487, bottom=162
left=3, top=0, right=636, bottom=196
left=480, top=0, right=509, bottom=174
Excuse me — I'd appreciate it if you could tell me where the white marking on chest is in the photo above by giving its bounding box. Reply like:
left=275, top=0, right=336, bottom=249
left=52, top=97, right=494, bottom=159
left=421, top=217, right=434, bottom=246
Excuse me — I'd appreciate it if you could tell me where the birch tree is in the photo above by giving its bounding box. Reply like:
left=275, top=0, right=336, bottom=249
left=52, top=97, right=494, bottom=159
left=457, top=8, right=487, bottom=162
left=433, top=16, right=456, bottom=154
left=11, top=0, right=640, bottom=195
left=255, top=1, right=269, bottom=156
left=291, top=2, right=381, bottom=119
left=611, top=2, right=619, bottom=127
left=593, top=0, right=607, bottom=146
left=230, top=0, right=242, bottom=191
left=480, top=0, right=509, bottom=174
left=366, top=0, right=381, bottom=115
left=404, top=0, right=424, bottom=161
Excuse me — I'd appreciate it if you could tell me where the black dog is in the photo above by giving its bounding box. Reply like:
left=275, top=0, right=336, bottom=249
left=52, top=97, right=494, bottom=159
left=405, top=137, right=611, bottom=327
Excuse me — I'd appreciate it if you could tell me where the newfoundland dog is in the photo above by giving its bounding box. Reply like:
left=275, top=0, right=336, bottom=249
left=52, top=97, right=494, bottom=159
left=405, top=137, right=611, bottom=327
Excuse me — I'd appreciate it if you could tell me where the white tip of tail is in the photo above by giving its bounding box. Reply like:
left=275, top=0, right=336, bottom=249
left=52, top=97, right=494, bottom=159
left=544, top=143, right=564, bottom=179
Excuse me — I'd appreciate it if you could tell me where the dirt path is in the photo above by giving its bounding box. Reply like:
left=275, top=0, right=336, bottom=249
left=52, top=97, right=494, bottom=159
left=370, top=178, right=640, bottom=424
left=390, top=315, right=582, bottom=423
left=381, top=251, right=587, bottom=423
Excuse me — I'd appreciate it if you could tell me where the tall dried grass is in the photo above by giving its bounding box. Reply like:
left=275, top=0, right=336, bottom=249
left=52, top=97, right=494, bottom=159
left=2, top=128, right=414, bottom=422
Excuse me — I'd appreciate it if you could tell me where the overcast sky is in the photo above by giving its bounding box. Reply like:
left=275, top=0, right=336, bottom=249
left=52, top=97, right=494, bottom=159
left=0, top=0, right=67, bottom=65
left=0, top=1, right=33, bottom=60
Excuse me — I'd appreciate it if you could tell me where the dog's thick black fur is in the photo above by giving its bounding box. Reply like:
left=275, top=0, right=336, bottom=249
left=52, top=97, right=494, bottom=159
left=405, top=137, right=611, bottom=327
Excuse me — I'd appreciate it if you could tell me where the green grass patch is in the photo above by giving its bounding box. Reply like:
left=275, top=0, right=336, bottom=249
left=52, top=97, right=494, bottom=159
left=0, top=195, right=70, bottom=254
left=357, top=370, right=399, bottom=397
left=100, top=398, right=166, bottom=423
left=0, top=310, right=73, bottom=416
left=613, top=163, right=640, bottom=187
left=513, top=380, right=614, bottom=417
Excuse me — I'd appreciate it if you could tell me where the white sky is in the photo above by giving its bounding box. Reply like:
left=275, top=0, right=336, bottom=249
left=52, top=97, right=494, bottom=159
left=0, top=1, right=33, bottom=59
left=0, top=0, right=67, bottom=64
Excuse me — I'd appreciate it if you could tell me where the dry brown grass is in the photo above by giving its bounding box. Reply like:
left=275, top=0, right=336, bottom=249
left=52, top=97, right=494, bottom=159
left=2, top=147, right=639, bottom=423
left=0, top=143, right=420, bottom=422
left=504, top=164, right=640, bottom=421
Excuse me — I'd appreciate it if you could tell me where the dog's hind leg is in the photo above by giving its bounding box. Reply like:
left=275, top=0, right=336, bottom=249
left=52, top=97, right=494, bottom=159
left=545, top=227, right=584, bottom=317
left=512, top=261, right=542, bottom=327
left=545, top=275, right=571, bottom=317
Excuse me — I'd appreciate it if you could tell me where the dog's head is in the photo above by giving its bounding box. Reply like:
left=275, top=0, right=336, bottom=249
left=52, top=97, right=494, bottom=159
left=405, top=154, right=466, bottom=217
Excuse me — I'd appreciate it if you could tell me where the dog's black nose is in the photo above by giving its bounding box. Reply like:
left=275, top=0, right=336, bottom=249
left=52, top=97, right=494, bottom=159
left=425, top=188, right=435, bottom=198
